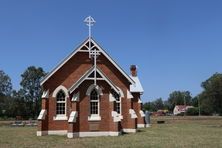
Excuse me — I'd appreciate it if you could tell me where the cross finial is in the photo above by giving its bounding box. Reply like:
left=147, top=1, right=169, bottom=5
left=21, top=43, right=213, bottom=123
left=84, top=16, right=96, bottom=38
left=84, top=16, right=98, bottom=85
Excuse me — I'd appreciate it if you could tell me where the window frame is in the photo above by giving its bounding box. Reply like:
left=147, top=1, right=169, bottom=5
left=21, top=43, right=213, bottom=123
left=88, top=88, right=101, bottom=121
left=90, top=89, right=100, bottom=115
left=113, top=91, right=121, bottom=115
left=56, top=90, right=66, bottom=115
left=54, top=90, right=67, bottom=120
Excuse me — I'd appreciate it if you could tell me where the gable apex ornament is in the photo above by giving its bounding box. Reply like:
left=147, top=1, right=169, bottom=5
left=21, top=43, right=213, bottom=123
left=84, top=16, right=100, bottom=85
left=40, top=17, right=135, bottom=86
left=84, top=16, right=96, bottom=38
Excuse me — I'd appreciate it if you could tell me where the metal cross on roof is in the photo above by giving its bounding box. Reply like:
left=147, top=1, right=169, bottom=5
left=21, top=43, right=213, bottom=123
left=84, top=16, right=99, bottom=85
left=84, top=16, right=96, bottom=58
left=84, top=16, right=96, bottom=38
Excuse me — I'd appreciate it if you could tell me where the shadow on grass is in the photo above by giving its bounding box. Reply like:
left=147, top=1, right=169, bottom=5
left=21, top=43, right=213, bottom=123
left=121, top=129, right=146, bottom=135
left=137, top=129, right=146, bottom=133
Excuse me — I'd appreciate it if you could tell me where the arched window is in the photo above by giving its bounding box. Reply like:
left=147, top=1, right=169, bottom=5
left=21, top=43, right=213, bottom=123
left=90, top=89, right=99, bottom=115
left=56, top=90, right=66, bottom=115
left=113, top=91, right=121, bottom=114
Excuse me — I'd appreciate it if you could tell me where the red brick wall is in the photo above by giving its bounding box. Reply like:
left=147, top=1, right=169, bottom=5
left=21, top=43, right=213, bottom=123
left=77, top=80, right=119, bottom=132
left=40, top=50, right=136, bottom=132
left=43, top=52, right=92, bottom=92
left=132, top=93, right=145, bottom=125
left=47, top=94, right=70, bottom=130
left=38, top=98, right=48, bottom=131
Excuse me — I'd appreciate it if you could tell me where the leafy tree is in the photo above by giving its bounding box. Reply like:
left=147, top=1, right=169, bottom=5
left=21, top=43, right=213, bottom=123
left=200, top=73, right=222, bottom=115
left=153, top=98, right=164, bottom=111
left=143, top=98, right=167, bottom=112
left=143, top=102, right=155, bottom=111
left=186, top=107, right=199, bottom=116
left=0, top=70, right=12, bottom=96
left=163, top=100, right=171, bottom=110
left=168, top=91, right=192, bottom=111
left=20, top=66, right=46, bottom=118
left=9, top=90, right=29, bottom=118
left=191, top=96, right=199, bottom=107
left=0, top=70, right=12, bottom=117
left=0, top=95, right=9, bottom=117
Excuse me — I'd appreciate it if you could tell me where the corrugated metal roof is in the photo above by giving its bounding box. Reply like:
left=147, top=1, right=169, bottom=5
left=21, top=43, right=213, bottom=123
left=129, top=76, right=144, bottom=93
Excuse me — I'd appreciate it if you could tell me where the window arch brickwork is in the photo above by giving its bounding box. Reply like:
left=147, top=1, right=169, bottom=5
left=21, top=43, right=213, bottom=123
left=90, top=89, right=99, bottom=115
left=56, top=90, right=66, bottom=115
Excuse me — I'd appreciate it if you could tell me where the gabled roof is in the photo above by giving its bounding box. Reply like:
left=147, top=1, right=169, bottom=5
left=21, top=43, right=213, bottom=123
left=40, top=37, right=134, bottom=85
left=68, top=67, right=119, bottom=94
left=68, top=66, right=94, bottom=93
left=130, top=76, right=144, bottom=93
left=175, top=105, right=187, bottom=112
left=175, top=105, right=194, bottom=112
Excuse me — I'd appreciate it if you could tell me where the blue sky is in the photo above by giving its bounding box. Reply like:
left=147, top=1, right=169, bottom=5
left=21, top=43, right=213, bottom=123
left=0, top=0, right=222, bottom=102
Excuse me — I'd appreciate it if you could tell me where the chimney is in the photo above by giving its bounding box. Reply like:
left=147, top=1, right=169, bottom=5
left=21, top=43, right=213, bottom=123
left=130, top=65, right=137, bottom=77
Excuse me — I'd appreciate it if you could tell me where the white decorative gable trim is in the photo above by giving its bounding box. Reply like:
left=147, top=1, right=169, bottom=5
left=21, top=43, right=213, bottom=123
left=69, top=67, right=119, bottom=94
left=71, top=92, right=79, bottom=102
left=91, top=39, right=134, bottom=84
left=69, top=66, right=94, bottom=93
left=96, top=67, right=119, bottom=93
left=37, top=109, right=47, bottom=120
left=139, top=110, right=145, bottom=117
left=129, top=109, right=137, bottom=119
left=68, top=111, right=78, bottom=123
left=86, top=84, right=103, bottom=96
left=127, top=90, right=133, bottom=99
left=52, top=85, right=69, bottom=98
left=40, top=38, right=135, bottom=86
left=41, top=90, right=49, bottom=98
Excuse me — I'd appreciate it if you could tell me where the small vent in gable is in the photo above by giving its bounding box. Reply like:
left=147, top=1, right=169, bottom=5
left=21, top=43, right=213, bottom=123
left=96, top=72, right=102, bottom=78
left=92, top=47, right=99, bottom=51
left=88, top=71, right=102, bottom=78
left=88, top=71, right=94, bottom=78
left=80, top=46, right=88, bottom=51
left=85, top=41, right=94, bottom=48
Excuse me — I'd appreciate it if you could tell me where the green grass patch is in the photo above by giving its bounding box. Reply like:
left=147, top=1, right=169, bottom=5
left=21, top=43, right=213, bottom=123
left=0, top=117, right=222, bottom=148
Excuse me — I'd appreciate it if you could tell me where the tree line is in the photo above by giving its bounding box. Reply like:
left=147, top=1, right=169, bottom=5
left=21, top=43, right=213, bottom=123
left=0, top=67, right=46, bottom=119
left=143, top=73, right=222, bottom=116
left=0, top=66, right=222, bottom=119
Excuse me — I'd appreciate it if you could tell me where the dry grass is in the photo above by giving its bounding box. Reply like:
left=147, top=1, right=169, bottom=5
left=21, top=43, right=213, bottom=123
left=0, top=117, right=222, bottom=148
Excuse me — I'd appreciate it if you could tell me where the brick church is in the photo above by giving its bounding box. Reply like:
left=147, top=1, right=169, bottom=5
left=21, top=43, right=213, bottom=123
left=37, top=17, right=146, bottom=138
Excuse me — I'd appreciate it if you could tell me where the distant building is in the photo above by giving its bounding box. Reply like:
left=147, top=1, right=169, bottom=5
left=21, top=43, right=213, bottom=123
left=152, top=110, right=169, bottom=116
left=173, top=105, right=194, bottom=115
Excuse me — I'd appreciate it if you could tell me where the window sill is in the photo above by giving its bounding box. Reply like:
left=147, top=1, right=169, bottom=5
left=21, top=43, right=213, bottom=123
left=88, top=115, right=101, bottom=121
left=53, top=115, right=68, bottom=121
left=117, top=115, right=123, bottom=120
